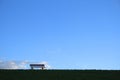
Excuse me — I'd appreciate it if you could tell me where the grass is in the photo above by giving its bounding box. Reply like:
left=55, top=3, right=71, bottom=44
left=0, top=69, right=120, bottom=80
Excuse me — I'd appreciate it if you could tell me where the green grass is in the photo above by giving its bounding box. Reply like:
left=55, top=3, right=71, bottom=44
left=0, top=69, right=120, bottom=80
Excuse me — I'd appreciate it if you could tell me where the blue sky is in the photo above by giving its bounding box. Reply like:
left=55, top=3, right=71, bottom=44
left=0, top=0, right=120, bottom=69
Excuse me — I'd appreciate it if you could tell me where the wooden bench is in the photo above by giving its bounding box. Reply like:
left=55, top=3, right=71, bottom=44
left=30, top=64, right=45, bottom=70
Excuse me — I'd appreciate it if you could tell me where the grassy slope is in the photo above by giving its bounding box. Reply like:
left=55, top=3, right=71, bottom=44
left=0, top=69, right=120, bottom=80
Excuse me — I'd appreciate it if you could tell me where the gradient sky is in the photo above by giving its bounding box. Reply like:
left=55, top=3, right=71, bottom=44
left=0, top=0, right=120, bottom=69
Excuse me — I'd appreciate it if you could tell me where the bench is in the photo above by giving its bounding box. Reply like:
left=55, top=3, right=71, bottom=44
left=30, top=64, right=45, bottom=70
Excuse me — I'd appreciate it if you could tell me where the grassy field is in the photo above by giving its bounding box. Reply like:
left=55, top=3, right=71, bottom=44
left=0, top=69, right=120, bottom=80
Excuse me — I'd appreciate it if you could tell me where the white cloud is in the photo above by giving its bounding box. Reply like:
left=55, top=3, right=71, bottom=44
left=0, top=60, right=28, bottom=69
left=39, top=61, right=51, bottom=69
left=0, top=60, right=51, bottom=69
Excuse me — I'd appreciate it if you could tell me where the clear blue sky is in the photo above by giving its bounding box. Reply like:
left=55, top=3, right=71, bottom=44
left=0, top=0, right=120, bottom=69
